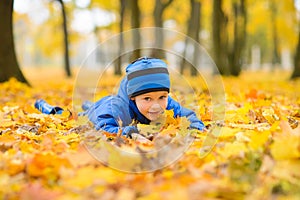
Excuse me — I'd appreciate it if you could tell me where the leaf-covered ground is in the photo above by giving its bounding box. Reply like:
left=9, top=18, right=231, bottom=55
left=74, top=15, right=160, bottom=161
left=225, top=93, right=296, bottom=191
left=0, top=70, right=300, bottom=200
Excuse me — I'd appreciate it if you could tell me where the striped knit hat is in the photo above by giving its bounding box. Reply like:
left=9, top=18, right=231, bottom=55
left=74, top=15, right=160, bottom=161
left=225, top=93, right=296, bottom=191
left=126, top=57, right=170, bottom=97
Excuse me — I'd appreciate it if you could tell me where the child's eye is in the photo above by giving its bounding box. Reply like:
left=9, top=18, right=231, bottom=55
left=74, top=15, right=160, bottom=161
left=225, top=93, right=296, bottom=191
left=144, top=97, right=151, bottom=101
left=159, top=95, right=167, bottom=100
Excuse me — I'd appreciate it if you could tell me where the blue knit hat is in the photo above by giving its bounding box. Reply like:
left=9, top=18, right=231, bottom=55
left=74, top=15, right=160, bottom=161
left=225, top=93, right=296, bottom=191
left=126, top=57, right=170, bottom=97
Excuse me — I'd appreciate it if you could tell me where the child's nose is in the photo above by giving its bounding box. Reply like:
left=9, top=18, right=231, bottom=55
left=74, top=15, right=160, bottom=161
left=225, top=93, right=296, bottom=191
left=150, top=103, right=161, bottom=110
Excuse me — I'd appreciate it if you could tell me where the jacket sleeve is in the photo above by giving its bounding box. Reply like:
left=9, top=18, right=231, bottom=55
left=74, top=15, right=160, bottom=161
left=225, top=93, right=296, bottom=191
left=89, top=112, right=138, bottom=136
left=84, top=96, right=135, bottom=135
left=84, top=96, right=120, bottom=133
left=167, top=96, right=205, bottom=131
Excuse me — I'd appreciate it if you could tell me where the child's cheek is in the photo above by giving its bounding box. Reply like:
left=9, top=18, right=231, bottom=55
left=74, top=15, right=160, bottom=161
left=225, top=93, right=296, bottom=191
left=162, top=100, right=168, bottom=109
left=139, top=102, right=150, bottom=111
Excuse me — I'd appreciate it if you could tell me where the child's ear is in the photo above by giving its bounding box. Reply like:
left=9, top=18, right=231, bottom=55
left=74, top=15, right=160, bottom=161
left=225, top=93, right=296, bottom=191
left=130, top=97, right=135, bottom=101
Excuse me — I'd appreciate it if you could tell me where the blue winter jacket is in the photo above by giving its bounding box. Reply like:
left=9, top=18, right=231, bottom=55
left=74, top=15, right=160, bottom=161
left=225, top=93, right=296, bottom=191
left=84, top=78, right=204, bottom=135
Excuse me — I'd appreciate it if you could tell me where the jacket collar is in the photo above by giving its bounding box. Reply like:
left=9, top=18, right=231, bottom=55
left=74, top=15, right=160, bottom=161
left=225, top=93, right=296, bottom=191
left=118, top=77, right=150, bottom=124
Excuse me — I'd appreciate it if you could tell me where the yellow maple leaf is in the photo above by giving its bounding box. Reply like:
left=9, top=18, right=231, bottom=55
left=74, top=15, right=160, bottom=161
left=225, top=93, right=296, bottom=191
left=164, top=109, right=179, bottom=126
left=270, top=121, right=300, bottom=160
left=272, top=160, right=300, bottom=187
left=262, top=107, right=279, bottom=124
left=218, top=127, right=241, bottom=139
left=248, top=130, right=271, bottom=150
left=218, top=142, right=249, bottom=159
left=270, top=136, right=300, bottom=160
left=0, top=119, right=16, bottom=128
left=61, top=165, right=122, bottom=190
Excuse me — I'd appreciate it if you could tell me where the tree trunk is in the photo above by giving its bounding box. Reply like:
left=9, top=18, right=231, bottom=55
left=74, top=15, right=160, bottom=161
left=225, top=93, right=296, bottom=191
left=228, top=0, right=247, bottom=76
left=212, top=0, right=229, bottom=75
left=191, top=0, right=201, bottom=76
left=115, top=0, right=125, bottom=75
left=291, top=22, right=300, bottom=79
left=57, top=0, right=71, bottom=77
left=130, top=0, right=141, bottom=60
left=0, top=0, right=29, bottom=84
left=151, top=0, right=174, bottom=59
left=270, top=0, right=280, bottom=68
left=180, top=0, right=201, bottom=76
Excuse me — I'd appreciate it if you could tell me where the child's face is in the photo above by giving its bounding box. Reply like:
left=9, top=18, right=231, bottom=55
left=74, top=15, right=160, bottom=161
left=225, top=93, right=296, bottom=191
left=131, top=91, right=168, bottom=121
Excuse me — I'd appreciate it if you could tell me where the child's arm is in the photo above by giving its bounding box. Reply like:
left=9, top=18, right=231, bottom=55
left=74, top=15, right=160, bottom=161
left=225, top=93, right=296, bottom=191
left=91, top=113, right=138, bottom=137
left=83, top=97, right=138, bottom=137
left=167, top=96, right=205, bottom=131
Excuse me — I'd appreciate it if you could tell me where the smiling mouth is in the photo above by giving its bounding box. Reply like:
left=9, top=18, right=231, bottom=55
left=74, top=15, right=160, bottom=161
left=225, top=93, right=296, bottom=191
left=148, top=111, right=160, bottom=115
left=148, top=111, right=163, bottom=115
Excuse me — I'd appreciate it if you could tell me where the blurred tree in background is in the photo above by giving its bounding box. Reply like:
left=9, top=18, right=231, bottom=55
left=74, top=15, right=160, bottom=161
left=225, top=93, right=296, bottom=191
left=115, top=0, right=126, bottom=75
left=292, top=21, right=300, bottom=79
left=151, top=0, right=174, bottom=59
left=0, top=0, right=28, bottom=84
left=129, top=0, right=141, bottom=60
left=1, top=0, right=299, bottom=82
left=212, top=0, right=230, bottom=75
left=228, top=0, right=247, bottom=76
left=181, top=0, right=201, bottom=76
left=269, top=0, right=280, bottom=67
left=56, top=0, right=71, bottom=77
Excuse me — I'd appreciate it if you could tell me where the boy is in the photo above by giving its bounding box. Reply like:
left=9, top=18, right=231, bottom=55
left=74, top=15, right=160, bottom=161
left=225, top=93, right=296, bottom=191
left=84, top=57, right=205, bottom=137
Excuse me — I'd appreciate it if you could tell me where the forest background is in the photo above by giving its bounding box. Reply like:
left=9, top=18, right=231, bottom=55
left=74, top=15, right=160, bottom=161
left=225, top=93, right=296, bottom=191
left=0, top=0, right=300, bottom=199
left=1, top=0, right=300, bottom=81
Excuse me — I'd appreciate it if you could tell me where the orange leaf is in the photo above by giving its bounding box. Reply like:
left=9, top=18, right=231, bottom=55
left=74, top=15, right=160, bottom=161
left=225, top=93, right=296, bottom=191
left=26, top=153, right=71, bottom=179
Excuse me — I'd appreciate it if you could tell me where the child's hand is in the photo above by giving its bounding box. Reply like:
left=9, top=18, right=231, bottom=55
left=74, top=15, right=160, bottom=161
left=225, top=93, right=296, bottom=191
left=122, top=126, right=139, bottom=138
left=189, top=121, right=205, bottom=131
